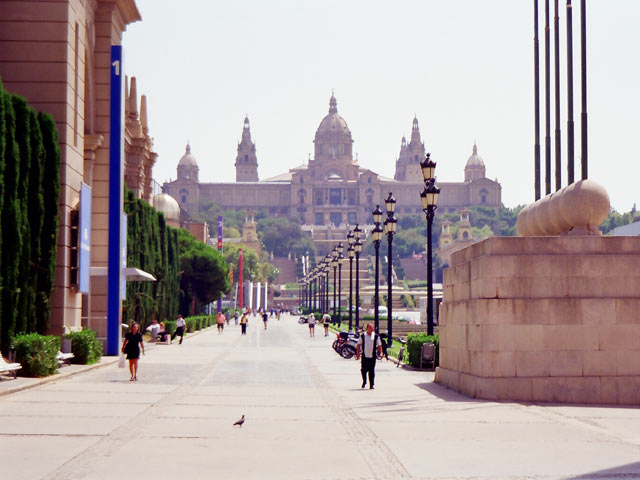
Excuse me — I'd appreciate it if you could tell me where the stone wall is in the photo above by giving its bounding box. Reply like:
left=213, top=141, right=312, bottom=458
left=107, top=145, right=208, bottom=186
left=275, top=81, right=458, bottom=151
left=435, top=236, right=640, bottom=405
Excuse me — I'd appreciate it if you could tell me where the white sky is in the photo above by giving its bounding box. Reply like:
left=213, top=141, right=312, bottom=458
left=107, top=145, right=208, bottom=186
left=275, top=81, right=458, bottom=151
left=123, top=0, right=640, bottom=211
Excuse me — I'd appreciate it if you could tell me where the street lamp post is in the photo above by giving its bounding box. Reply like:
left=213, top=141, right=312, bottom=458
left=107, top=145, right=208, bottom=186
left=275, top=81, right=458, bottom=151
left=337, top=243, right=344, bottom=327
left=384, top=192, right=397, bottom=342
left=331, top=247, right=338, bottom=322
left=420, top=153, right=441, bottom=336
left=372, top=205, right=384, bottom=335
left=354, top=224, right=363, bottom=331
left=347, top=231, right=355, bottom=331
left=324, top=256, right=331, bottom=317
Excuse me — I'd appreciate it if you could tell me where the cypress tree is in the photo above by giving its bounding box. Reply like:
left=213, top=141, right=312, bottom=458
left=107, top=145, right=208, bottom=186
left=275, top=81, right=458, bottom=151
left=0, top=81, right=6, bottom=352
left=12, top=95, right=32, bottom=335
left=26, top=109, right=44, bottom=333
left=36, top=113, right=60, bottom=334
left=1, top=90, right=22, bottom=354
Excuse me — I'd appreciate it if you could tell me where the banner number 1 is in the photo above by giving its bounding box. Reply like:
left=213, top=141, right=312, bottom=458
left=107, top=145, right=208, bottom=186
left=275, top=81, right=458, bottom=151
left=112, top=60, right=120, bottom=76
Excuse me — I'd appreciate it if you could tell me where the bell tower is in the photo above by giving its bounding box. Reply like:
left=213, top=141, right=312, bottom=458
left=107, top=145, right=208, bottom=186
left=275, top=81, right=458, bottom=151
left=235, top=116, right=259, bottom=182
left=394, top=116, right=426, bottom=181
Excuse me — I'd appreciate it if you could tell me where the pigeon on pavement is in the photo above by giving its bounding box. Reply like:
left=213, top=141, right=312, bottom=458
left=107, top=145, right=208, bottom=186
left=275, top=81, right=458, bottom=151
left=233, top=415, right=245, bottom=427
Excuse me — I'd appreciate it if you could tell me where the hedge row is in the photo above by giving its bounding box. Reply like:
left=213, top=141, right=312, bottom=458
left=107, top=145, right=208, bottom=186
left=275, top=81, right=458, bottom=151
left=0, top=79, right=60, bottom=355
left=406, top=332, right=439, bottom=368
left=122, top=189, right=180, bottom=332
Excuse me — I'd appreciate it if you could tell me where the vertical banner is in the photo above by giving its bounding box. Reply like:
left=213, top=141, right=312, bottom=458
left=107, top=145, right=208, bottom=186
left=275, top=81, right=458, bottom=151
left=78, top=183, right=92, bottom=293
left=238, top=249, right=244, bottom=311
left=217, top=216, right=223, bottom=313
left=120, top=213, right=127, bottom=300
left=107, top=45, right=124, bottom=356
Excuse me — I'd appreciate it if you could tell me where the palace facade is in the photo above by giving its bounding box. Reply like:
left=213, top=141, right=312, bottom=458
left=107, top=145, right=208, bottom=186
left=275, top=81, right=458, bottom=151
left=163, top=94, right=501, bottom=225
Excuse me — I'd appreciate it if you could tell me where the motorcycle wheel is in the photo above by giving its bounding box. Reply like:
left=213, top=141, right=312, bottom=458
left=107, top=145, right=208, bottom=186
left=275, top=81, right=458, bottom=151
left=341, top=345, right=355, bottom=359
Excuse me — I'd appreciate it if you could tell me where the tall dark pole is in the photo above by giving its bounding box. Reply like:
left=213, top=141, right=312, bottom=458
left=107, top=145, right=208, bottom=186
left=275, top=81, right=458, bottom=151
left=566, top=0, right=575, bottom=184
left=374, top=239, right=380, bottom=335
left=332, top=263, right=337, bottom=321
left=355, top=245, right=361, bottom=331
left=554, top=0, right=562, bottom=191
left=348, top=254, right=353, bottom=331
left=426, top=210, right=435, bottom=336
left=580, top=0, right=588, bottom=180
left=545, top=0, right=551, bottom=195
left=337, top=258, right=342, bottom=327
left=325, top=268, right=330, bottom=317
left=534, top=0, right=541, bottom=200
left=387, top=232, right=393, bottom=341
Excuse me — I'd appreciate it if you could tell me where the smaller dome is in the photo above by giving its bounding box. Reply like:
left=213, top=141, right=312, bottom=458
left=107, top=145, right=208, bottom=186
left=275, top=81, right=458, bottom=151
left=465, top=143, right=485, bottom=168
left=178, top=143, right=198, bottom=167
left=152, top=193, right=181, bottom=220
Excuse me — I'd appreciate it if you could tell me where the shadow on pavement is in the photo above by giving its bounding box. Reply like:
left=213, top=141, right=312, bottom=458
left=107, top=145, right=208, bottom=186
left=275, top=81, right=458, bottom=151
left=568, top=461, right=640, bottom=479
left=414, top=381, right=483, bottom=402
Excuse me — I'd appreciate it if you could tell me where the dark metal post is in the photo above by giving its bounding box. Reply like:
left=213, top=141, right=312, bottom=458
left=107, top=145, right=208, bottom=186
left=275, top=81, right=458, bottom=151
left=337, top=259, right=342, bottom=327
left=325, top=268, right=330, bottom=317
left=545, top=0, right=551, bottom=195
left=387, top=232, right=393, bottom=341
left=567, top=0, right=575, bottom=184
left=426, top=209, right=435, bottom=336
left=355, top=249, right=360, bottom=331
left=554, top=0, right=562, bottom=191
left=374, top=239, right=380, bottom=335
left=332, top=263, right=337, bottom=321
left=534, top=0, right=541, bottom=200
left=348, top=255, right=353, bottom=331
left=580, top=0, right=588, bottom=180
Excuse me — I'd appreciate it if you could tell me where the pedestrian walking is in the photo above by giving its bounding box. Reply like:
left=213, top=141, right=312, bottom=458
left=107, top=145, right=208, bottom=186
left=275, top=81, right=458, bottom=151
left=262, top=311, right=268, bottom=330
left=217, top=311, right=225, bottom=333
left=225, top=310, right=230, bottom=326
left=240, top=312, right=248, bottom=335
left=355, top=323, right=382, bottom=390
left=308, top=313, right=315, bottom=337
left=322, top=312, right=331, bottom=337
left=121, top=322, right=145, bottom=381
left=171, top=314, right=186, bottom=344
left=234, top=311, right=239, bottom=325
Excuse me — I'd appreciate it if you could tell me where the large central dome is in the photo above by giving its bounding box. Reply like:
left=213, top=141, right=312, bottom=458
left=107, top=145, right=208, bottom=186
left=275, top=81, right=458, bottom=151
left=313, top=94, right=353, bottom=163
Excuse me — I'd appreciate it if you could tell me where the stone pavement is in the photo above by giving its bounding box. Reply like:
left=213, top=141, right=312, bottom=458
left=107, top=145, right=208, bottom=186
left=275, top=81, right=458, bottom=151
left=0, top=314, right=639, bottom=480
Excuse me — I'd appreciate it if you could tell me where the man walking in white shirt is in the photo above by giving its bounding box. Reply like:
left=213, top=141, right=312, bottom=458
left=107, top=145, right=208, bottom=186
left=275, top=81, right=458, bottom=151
left=356, top=323, right=382, bottom=389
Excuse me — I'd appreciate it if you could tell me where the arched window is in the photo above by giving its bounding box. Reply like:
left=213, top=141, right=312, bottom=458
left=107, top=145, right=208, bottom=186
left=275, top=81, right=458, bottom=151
left=463, top=231, right=469, bottom=240
left=244, top=154, right=248, bottom=163
left=480, top=188, right=488, bottom=204
left=179, top=189, right=188, bottom=204
left=298, top=189, right=306, bottom=204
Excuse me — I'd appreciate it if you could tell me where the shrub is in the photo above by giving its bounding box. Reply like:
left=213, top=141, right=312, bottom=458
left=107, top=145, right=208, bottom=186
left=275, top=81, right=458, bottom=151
left=194, top=317, right=202, bottom=330
left=164, top=320, right=177, bottom=335
left=406, top=332, right=439, bottom=368
left=64, top=329, right=102, bottom=364
left=12, top=333, right=60, bottom=377
left=185, top=317, right=196, bottom=333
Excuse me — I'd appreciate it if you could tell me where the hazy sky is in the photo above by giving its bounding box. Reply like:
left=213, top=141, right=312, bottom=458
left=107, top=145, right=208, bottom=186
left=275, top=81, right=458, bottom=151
left=123, top=0, right=640, bottom=211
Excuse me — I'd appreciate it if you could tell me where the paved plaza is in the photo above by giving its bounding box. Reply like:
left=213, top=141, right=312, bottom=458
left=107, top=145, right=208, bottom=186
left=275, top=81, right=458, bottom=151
left=1, top=314, right=639, bottom=480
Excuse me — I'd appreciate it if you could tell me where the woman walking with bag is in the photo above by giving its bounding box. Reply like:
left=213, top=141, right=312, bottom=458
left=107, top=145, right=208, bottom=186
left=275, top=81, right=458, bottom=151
left=122, top=322, right=145, bottom=381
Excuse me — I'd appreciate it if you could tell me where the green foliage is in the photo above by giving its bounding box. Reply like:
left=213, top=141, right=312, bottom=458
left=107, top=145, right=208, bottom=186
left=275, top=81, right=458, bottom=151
left=164, top=320, right=177, bottom=335
left=185, top=317, right=196, bottom=333
left=1, top=88, right=22, bottom=354
left=0, top=82, right=60, bottom=355
left=600, top=208, right=638, bottom=234
left=258, top=216, right=316, bottom=258
left=12, top=333, right=60, bottom=377
left=36, top=112, right=60, bottom=335
left=123, top=189, right=180, bottom=329
left=179, top=229, right=230, bottom=315
left=400, top=294, right=416, bottom=308
left=64, top=329, right=103, bottom=364
left=406, top=332, right=439, bottom=368
left=224, top=226, right=241, bottom=238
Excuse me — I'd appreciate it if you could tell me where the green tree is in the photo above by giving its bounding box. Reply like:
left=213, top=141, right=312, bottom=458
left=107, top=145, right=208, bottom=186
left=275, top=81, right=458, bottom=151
left=178, top=229, right=230, bottom=315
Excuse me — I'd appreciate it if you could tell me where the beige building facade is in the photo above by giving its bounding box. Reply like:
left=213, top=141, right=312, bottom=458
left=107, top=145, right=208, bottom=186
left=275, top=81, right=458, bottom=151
left=163, top=95, right=502, bottom=225
left=0, top=0, right=153, bottom=339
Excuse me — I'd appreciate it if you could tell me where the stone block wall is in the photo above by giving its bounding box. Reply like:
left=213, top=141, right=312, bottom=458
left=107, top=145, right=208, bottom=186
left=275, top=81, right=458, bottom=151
left=435, top=236, right=640, bottom=405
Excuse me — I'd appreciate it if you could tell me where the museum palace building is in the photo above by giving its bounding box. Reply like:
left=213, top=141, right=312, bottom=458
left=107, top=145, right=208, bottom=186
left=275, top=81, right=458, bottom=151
left=163, top=94, right=501, bottom=226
